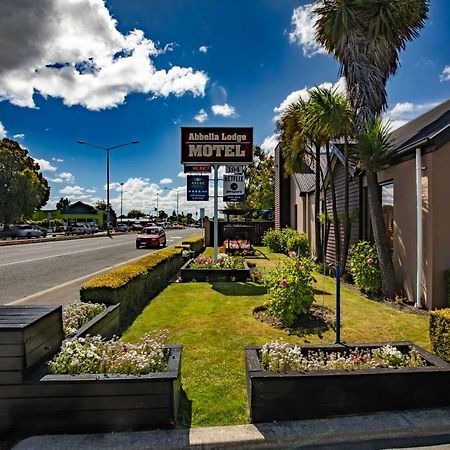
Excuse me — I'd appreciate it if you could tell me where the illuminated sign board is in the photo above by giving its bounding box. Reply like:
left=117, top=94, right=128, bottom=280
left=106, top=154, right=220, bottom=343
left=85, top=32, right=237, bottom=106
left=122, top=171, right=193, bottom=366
left=187, top=175, right=209, bottom=201
left=223, top=174, right=245, bottom=202
left=181, top=127, right=253, bottom=164
left=184, top=165, right=212, bottom=173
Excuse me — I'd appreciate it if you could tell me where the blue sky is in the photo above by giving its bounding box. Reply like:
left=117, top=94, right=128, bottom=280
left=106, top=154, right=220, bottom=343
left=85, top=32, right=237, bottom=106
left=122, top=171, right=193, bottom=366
left=0, top=0, right=449, bottom=217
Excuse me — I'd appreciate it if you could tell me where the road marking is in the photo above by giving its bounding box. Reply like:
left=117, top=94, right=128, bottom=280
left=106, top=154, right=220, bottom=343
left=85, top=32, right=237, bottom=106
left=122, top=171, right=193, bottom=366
left=0, top=242, right=130, bottom=268
left=5, top=251, right=156, bottom=305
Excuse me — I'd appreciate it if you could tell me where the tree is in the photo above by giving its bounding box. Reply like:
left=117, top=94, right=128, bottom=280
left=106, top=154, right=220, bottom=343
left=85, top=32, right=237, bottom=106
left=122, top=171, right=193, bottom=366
left=0, top=138, right=50, bottom=225
left=95, top=200, right=107, bottom=211
left=158, top=210, right=168, bottom=220
left=314, top=0, right=429, bottom=298
left=127, top=209, right=145, bottom=218
left=56, top=197, right=71, bottom=210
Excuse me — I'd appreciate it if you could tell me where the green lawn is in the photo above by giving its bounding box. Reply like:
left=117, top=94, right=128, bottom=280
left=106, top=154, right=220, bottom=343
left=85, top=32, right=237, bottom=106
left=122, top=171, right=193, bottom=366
left=123, top=247, right=430, bottom=428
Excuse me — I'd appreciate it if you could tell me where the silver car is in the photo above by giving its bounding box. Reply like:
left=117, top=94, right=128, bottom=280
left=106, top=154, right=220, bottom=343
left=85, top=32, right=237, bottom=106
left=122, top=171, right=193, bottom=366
left=10, top=225, right=46, bottom=239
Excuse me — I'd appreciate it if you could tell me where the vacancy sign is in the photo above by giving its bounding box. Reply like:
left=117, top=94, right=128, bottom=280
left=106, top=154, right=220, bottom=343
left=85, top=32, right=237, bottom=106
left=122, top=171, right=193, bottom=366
left=223, top=174, right=245, bottom=202
left=181, top=127, right=253, bottom=164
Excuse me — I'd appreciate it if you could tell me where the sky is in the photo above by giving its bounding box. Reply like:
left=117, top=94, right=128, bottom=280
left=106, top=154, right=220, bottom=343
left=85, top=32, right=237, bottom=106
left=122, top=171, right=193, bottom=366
left=0, top=0, right=449, bottom=218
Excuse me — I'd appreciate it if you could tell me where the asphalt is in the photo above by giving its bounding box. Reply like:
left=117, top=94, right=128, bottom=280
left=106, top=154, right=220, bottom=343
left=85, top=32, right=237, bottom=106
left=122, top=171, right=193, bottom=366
left=11, top=407, right=450, bottom=450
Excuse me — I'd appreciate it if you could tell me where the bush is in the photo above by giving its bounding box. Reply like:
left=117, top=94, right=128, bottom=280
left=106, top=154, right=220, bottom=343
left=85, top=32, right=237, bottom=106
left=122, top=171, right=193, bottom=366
left=62, top=302, right=106, bottom=337
left=181, top=236, right=204, bottom=254
left=430, top=309, right=450, bottom=362
left=262, top=228, right=310, bottom=257
left=349, top=241, right=382, bottom=295
left=445, top=270, right=450, bottom=306
left=80, top=247, right=184, bottom=328
left=264, top=255, right=315, bottom=326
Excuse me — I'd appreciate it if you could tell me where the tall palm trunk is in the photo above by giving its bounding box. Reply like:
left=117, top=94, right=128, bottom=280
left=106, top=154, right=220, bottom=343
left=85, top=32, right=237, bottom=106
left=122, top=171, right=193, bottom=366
left=325, top=142, right=341, bottom=263
left=340, top=137, right=351, bottom=269
left=366, top=171, right=397, bottom=298
left=314, top=142, right=323, bottom=262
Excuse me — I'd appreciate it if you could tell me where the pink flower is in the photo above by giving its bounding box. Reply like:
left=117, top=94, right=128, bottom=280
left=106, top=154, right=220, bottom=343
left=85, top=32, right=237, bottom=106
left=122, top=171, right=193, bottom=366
left=289, top=251, right=297, bottom=258
left=367, top=258, right=374, bottom=265
left=280, top=279, right=289, bottom=287
left=122, top=344, right=129, bottom=352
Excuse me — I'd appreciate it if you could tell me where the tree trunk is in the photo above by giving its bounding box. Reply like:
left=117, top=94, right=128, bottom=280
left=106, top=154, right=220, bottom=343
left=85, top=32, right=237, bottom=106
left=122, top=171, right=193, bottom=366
left=314, top=143, right=323, bottom=262
left=326, top=143, right=341, bottom=263
left=366, top=170, right=397, bottom=299
left=340, top=137, right=351, bottom=269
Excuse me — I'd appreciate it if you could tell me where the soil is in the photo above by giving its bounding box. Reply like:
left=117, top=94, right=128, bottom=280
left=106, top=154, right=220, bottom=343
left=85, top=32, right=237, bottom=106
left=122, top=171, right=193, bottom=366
left=254, top=304, right=335, bottom=338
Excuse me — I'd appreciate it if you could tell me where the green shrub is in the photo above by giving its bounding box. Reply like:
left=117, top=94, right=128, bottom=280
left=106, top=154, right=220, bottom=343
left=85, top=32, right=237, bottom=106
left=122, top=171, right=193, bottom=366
left=430, top=309, right=450, bottom=362
left=262, top=229, right=283, bottom=253
left=81, top=247, right=184, bottom=328
left=182, top=236, right=204, bottom=254
left=445, top=270, right=450, bottom=306
left=264, top=256, right=315, bottom=326
left=349, top=241, right=382, bottom=295
left=262, top=228, right=310, bottom=256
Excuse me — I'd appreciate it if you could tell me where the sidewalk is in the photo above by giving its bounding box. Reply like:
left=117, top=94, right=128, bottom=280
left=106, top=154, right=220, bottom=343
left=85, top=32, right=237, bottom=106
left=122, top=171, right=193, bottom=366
left=12, top=407, right=450, bottom=450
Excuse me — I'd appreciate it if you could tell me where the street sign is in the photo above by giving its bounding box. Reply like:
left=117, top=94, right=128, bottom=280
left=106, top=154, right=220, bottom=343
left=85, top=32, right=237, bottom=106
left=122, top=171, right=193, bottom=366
left=187, top=175, right=209, bottom=201
left=224, top=165, right=244, bottom=174
left=184, top=165, right=211, bottom=173
left=223, top=174, right=245, bottom=202
left=181, top=127, right=253, bottom=164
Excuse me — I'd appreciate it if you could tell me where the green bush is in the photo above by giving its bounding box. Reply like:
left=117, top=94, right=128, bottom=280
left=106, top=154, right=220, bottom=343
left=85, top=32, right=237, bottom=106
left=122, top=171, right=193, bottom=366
left=262, top=229, right=283, bottom=253
left=80, top=248, right=184, bottom=328
left=430, top=309, right=450, bottom=362
left=349, top=241, right=382, bottom=295
left=181, top=236, right=204, bottom=254
left=264, top=256, right=315, bottom=326
left=445, top=270, right=450, bottom=306
left=262, top=228, right=310, bottom=256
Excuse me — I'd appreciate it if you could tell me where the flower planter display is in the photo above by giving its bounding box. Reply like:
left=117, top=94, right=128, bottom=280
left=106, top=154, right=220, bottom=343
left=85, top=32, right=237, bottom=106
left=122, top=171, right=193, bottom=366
left=224, top=240, right=256, bottom=257
left=180, top=257, right=251, bottom=282
left=245, top=342, right=450, bottom=423
left=0, top=345, right=182, bottom=435
left=71, top=304, right=120, bottom=340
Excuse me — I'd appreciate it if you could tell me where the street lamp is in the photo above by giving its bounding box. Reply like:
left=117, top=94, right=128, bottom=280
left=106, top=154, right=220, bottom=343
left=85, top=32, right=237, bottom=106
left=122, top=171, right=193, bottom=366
left=77, top=140, right=138, bottom=237
left=120, top=182, right=124, bottom=220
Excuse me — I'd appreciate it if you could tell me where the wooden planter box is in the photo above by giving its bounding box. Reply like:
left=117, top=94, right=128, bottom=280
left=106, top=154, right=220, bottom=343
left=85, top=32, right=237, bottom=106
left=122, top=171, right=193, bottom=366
left=0, top=345, right=182, bottom=435
left=180, top=258, right=250, bottom=282
left=71, top=304, right=120, bottom=340
left=246, top=342, right=450, bottom=423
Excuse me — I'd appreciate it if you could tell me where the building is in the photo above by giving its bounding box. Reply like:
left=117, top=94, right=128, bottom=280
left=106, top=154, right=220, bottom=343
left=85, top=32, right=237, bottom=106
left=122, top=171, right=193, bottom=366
left=275, top=99, right=450, bottom=309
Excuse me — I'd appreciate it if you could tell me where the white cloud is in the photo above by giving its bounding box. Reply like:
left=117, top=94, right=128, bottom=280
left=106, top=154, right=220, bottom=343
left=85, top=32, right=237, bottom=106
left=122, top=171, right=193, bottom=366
left=0, top=121, right=6, bottom=138
left=289, top=3, right=326, bottom=58
left=274, top=77, right=346, bottom=119
left=177, top=171, right=188, bottom=178
left=384, top=101, right=440, bottom=130
left=211, top=103, right=237, bottom=117
left=160, top=178, right=173, bottom=185
left=34, top=158, right=57, bottom=172
left=50, top=178, right=64, bottom=183
left=0, top=0, right=208, bottom=110
left=199, top=45, right=209, bottom=54
left=260, top=134, right=279, bottom=156
left=59, top=185, right=85, bottom=195
left=86, top=188, right=97, bottom=193
left=13, top=133, right=24, bottom=140
left=194, top=108, right=208, bottom=123
left=52, top=157, right=63, bottom=162
left=59, top=171, right=74, bottom=182
left=440, top=66, right=450, bottom=81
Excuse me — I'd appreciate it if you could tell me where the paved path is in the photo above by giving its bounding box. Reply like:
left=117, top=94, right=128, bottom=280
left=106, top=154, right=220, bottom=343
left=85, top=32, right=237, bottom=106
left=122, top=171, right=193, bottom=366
left=0, top=228, right=201, bottom=306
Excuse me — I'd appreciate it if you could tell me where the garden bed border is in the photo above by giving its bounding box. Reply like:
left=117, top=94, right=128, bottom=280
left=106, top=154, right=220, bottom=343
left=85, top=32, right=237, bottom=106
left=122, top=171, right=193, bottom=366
left=71, top=303, right=120, bottom=340
left=180, top=258, right=251, bottom=282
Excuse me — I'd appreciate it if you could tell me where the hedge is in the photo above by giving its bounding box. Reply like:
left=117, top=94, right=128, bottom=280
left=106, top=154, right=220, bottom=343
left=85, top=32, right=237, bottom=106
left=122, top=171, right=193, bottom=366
left=430, top=309, right=450, bottom=362
left=181, top=235, right=204, bottom=254
left=80, top=248, right=184, bottom=328
left=445, top=270, right=450, bottom=306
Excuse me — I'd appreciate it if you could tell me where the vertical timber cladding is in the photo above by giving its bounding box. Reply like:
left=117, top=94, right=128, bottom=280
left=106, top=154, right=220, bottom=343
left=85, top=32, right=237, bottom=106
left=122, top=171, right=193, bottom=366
left=181, top=127, right=253, bottom=164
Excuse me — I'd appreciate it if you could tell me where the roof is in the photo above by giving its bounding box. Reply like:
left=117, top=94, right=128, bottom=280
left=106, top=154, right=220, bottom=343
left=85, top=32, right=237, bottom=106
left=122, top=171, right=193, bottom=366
left=292, top=153, right=328, bottom=194
left=391, top=99, right=450, bottom=154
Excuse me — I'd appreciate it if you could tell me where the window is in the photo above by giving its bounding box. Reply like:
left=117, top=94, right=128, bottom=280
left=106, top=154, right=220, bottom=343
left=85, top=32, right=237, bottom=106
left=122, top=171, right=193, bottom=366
left=381, top=182, right=394, bottom=249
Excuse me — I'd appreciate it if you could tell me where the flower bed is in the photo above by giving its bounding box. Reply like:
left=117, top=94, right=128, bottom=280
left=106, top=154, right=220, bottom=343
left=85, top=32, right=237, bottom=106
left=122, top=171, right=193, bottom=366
left=245, top=342, right=450, bottom=423
left=180, top=255, right=250, bottom=282
left=223, top=240, right=256, bottom=256
left=63, top=302, right=106, bottom=337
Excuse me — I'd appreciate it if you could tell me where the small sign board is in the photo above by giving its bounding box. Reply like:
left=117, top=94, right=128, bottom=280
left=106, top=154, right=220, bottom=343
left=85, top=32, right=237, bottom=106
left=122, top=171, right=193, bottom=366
left=187, top=175, right=209, bottom=201
left=223, top=174, right=245, bottom=202
left=199, top=208, right=205, bottom=220
left=184, top=165, right=211, bottom=173
left=225, top=165, right=244, bottom=174
left=181, top=127, right=253, bottom=164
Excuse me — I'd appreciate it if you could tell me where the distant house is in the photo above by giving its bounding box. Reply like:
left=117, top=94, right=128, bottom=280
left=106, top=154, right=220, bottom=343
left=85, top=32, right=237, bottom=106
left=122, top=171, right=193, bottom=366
left=275, top=99, right=450, bottom=309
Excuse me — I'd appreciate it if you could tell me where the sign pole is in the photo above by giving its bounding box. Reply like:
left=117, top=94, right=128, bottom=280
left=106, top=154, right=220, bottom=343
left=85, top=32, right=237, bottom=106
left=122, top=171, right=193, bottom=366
left=213, top=164, right=219, bottom=260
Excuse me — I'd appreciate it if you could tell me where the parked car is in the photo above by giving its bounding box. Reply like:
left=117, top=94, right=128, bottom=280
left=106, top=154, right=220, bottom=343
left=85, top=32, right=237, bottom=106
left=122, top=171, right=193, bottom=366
left=136, top=226, right=167, bottom=249
left=67, top=224, right=93, bottom=235
left=8, top=225, right=46, bottom=239
left=115, top=224, right=130, bottom=232
left=131, top=223, right=144, bottom=232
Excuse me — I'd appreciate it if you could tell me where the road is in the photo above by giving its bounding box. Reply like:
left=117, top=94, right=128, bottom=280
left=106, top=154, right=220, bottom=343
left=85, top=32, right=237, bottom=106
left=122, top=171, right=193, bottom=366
left=0, top=228, right=201, bottom=306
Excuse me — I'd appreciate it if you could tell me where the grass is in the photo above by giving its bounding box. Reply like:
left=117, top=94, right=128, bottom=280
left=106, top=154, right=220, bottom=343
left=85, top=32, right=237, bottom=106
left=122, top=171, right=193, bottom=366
left=123, top=247, right=430, bottom=428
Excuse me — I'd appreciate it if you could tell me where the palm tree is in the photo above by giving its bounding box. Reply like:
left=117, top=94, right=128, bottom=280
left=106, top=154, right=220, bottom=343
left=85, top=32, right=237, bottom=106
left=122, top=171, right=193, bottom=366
left=314, top=0, right=429, bottom=298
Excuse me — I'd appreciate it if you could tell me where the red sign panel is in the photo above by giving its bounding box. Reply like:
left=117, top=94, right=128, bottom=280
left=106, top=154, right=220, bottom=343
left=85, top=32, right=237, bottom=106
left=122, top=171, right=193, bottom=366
left=181, top=127, right=253, bottom=164
left=184, top=165, right=212, bottom=173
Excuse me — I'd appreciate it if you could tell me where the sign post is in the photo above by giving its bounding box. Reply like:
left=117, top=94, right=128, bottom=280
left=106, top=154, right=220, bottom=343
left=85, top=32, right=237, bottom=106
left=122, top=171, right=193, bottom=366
left=213, top=164, right=219, bottom=260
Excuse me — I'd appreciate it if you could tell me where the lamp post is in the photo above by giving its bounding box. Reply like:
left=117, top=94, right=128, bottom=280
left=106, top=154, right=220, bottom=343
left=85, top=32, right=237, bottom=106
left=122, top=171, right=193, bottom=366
left=77, top=140, right=138, bottom=237
left=120, top=182, right=124, bottom=220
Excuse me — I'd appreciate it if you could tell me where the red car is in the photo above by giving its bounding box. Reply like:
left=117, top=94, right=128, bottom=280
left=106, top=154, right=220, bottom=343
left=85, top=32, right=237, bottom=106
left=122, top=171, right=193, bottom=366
left=136, top=226, right=167, bottom=249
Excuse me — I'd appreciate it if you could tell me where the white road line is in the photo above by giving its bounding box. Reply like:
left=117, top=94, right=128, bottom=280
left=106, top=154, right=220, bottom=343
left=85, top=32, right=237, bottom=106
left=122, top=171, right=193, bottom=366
left=5, top=251, right=154, bottom=305
left=0, top=242, right=129, bottom=268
